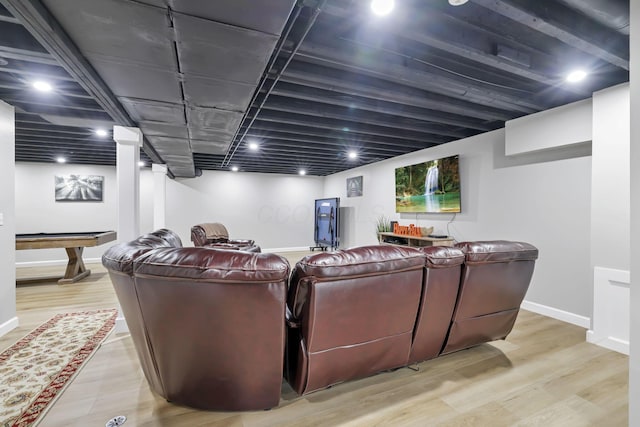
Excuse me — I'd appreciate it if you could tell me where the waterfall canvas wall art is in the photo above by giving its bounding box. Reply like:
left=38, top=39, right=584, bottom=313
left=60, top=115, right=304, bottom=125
left=395, top=155, right=461, bottom=213
left=55, top=175, right=104, bottom=202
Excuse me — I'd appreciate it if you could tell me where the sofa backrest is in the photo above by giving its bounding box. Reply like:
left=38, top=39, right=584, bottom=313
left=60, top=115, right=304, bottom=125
left=132, top=247, right=290, bottom=411
left=442, top=240, right=539, bottom=354
left=286, top=245, right=426, bottom=394
left=101, top=232, right=175, bottom=397
left=408, top=246, right=465, bottom=364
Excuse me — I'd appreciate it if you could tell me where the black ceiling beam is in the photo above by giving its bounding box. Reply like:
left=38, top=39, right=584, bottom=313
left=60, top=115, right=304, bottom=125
left=0, top=45, right=58, bottom=65
left=245, top=122, right=437, bottom=149
left=292, top=42, right=542, bottom=114
left=254, top=110, right=452, bottom=144
left=0, top=65, right=78, bottom=82
left=279, top=63, right=513, bottom=122
left=244, top=131, right=421, bottom=154
left=237, top=138, right=404, bottom=157
left=262, top=95, right=470, bottom=139
left=16, top=144, right=115, bottom=155
left=470, top=0, right=629, bottom=70
left=0, top=0, right=166, bottom=169
left=16, top=132, right=109, bottom=143
left=269, top=81, right=494, bottom=131
left=0, top=83, right=93, bottom=98
left=16, top=128, right=92, bottom=138
left=16, top=155, right=115, bottom=163
left=6, top=96, right=103, bottom=112
left=245, top=118, right=451, bottom=145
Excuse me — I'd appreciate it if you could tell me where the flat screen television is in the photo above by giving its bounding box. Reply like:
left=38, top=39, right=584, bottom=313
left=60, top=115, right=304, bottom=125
left=395, top=155, right=461, bottom=213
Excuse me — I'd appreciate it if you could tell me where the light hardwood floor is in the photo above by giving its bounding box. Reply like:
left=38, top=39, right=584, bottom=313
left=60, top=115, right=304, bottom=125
left=4, top=256, right=629, bottom=427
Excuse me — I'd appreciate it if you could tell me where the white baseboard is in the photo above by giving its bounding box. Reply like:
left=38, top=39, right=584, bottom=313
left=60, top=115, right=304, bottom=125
left=586, top=330, right=629, bottom=355
left=0, top=316, right=19, bottom=338
left=16, top=257, right=102, bottom=268
left=521, top=300, right=591, bottom=329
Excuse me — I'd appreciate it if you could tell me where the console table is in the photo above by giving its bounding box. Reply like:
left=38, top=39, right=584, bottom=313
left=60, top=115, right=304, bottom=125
left=378, top=232, right=454, bottom=248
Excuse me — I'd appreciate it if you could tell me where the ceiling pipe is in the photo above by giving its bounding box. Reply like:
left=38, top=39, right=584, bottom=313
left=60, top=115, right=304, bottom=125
left=558, top=0, right=629, bottom=35
left=221, top=0, right=327, bottom=168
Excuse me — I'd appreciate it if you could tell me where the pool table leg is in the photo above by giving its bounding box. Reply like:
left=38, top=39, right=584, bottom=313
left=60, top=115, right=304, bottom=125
left=58, top=247, right=91, bottom=284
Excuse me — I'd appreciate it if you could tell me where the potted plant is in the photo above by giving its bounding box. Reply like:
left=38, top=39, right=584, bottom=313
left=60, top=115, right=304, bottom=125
left=375, top=215, right=391, bottom=242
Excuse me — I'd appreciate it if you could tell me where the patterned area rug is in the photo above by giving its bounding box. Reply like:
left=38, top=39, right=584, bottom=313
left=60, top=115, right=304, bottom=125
left=0, top=309, right=117, bottom=427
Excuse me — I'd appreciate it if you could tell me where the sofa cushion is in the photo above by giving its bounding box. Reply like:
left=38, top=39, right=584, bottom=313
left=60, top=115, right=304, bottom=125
left=133, top=247, right=289, bottom=282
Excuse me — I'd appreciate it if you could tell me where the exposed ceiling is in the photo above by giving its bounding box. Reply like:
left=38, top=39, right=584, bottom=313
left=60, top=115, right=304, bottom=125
left=0, top=0, right=630, bottom=177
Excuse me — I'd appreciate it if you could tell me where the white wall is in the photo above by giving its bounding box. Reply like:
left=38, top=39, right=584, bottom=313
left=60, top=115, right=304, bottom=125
left=14, top=162, right=154, bottom=264
left=325, top=129, right=593, bottom=320
left=164, top=170, right=325, bottom=250
left=14, top=164, right=324, bottom=264
left=0, top=100, right=17, bottom=337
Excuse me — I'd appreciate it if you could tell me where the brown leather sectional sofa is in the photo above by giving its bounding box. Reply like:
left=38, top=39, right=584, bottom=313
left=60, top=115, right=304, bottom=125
left=102, top=231, right=538, bottom=411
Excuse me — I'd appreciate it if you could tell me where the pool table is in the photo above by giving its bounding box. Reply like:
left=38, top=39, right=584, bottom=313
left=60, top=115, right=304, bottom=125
left=16, top=231, right=117, bottom=284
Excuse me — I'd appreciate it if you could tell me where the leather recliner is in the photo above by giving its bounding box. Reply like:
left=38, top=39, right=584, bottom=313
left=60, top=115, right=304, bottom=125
left=285, top=245, right=428, bottom=395
left=190, top=222, right=261, bottom=252
left=408, top=246, right=466, bottom=364
left=101, top=230, right=181, bottom=398
left=441, top=240, right=539, bottom=354
left=103, top=231, right=290, bottom=411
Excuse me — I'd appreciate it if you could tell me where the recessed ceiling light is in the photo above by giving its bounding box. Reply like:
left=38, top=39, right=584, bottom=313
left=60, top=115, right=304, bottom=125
left=56, top=156, right=66, bottom=163
left=299, top=169, right=306, bottom=176
left=248, top=142, right=259, bottom=151
left=371, top=0, right=394, bottom=15
left=138, top=161, right=145, bottom=167
left=348, top=151, right=358, bottom=160
left=448, top=0, right=469, bottom=5
left=95, top=129, right=108, bottom=137
left=32, top=80, right=53, bottom=92
left=231, top=166, right=239, bottom=172
left=566, top=70, right=587, bottom=83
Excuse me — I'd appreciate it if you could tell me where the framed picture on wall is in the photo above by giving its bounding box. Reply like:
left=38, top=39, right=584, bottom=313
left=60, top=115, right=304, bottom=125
left=55, top=175, right=104, bottom=202
left=346, top=176, right=363, bottom=197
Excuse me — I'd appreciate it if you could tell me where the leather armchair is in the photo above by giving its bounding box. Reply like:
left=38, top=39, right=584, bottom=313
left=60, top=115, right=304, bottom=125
left=441, top=240, right=539, bottom=355
left=190, top=222, right=260, bottom=252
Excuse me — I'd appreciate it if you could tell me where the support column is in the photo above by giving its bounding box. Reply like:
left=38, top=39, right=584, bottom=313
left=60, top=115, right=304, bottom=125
left=114, top=126, right=142, bottom=242
left=0, top=100, right=17, bottom=338
left=630, top=0, right=639, bottom=424
left=113, top=126, right=142, bottom=335
left=152, top=163, right=167, bottom=230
